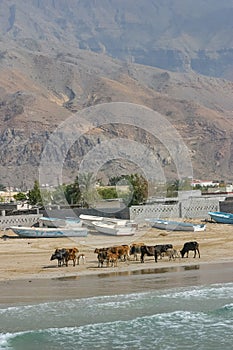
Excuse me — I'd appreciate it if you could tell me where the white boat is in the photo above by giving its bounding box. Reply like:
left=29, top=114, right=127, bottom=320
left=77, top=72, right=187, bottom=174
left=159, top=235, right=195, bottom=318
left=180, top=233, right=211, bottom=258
left=39, top=216, right=82, bottom=228
left=79, top=214, right=135, bottom=228
left=145, top=218, right=206, bottom=232
left=91, top=221, right=136, bottom=236
left=9, top=226, right=88, bottom=238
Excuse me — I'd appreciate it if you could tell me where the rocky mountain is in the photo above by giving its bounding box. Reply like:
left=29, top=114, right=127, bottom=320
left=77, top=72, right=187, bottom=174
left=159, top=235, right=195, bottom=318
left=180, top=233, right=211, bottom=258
left=1, top=0, right=232, bottom=80
left=0, top=0, right=233, bottom=188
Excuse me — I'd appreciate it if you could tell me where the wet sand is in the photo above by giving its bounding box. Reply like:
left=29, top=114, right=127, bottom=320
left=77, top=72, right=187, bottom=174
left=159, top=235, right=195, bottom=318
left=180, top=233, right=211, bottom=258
left=0, top=261, right=233, bottom=306
left=0, top=221, right=233, bottom=305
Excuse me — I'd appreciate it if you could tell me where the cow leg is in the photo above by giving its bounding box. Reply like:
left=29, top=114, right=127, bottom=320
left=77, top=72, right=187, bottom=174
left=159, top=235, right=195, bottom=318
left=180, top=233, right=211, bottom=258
left=141, top=253, right=144, bottom=263
left=197, top=248, right=201, bottom=258
left=154, top=251, right=158, bottom=263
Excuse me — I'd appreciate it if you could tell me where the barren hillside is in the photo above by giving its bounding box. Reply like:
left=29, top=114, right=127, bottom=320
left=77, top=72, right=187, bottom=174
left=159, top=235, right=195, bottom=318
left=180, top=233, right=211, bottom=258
left=0, top=1, right=233, bottom=188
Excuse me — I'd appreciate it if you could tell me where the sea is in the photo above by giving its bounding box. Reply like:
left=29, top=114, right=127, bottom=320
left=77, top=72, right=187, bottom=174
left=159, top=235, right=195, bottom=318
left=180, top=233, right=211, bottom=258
left=0, top=278, right=233, bottom=350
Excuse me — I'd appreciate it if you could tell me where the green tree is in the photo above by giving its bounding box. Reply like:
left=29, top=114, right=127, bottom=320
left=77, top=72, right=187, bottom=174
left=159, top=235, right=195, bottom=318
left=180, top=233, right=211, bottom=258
left=13, top=192, right=28, bottom=202
left=109, top=173, right=148, bottom=206
left=64, top=176, right=81, bottom=205
left=126, top=174, right=148, bottom=205
left=78, top=172, right=99, bottom=208
left=97, top=187, right=118, bottom=199
left=51, top=184, right=67, bottom=205
left=28, top=180, right=42, bottom=206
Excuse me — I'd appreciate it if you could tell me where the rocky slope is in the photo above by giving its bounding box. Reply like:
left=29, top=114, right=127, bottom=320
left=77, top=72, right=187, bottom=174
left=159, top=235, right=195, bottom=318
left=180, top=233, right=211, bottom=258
left=0, top=46, right=233, bottom=188
left=0, top=1, right=233, bottom=188
left=0, top=0, right=232, bottom=80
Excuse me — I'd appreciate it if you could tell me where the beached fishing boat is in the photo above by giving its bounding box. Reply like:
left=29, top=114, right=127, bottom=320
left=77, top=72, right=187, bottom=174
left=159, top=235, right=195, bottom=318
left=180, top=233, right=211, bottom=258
left=79, top=214, right=135, bottom=228
left=9, top=226, right=88, bottom=238
left=208, top=211, right=233, bottom=224
left=145, top=218, right=206, bottom=232
left=91, top=221, right=136, bottom=236
left=39, top=216, right=82, bottom=228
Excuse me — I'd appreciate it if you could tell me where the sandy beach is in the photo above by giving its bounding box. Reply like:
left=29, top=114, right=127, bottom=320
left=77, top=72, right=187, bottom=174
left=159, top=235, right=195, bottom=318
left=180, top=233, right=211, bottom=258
left=1, top=221, right=233, bottom=305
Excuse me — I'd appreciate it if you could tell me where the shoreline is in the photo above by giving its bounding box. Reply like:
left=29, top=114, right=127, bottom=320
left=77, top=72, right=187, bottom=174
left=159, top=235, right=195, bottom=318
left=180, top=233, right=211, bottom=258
left=0, top=260, right=233, bottom=306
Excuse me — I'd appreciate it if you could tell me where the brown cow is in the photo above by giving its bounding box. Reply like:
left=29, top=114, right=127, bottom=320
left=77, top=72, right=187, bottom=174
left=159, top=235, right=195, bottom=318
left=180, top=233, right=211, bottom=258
left=106, top=252, right=118, bottom=267
left=108, top=245, right=130, bottom=261
left=64, top=247, right=79, bottom=266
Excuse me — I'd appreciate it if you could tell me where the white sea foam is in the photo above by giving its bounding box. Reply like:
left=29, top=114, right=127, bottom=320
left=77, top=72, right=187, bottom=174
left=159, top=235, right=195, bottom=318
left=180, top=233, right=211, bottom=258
left=161, top=283, right=233, bottom=300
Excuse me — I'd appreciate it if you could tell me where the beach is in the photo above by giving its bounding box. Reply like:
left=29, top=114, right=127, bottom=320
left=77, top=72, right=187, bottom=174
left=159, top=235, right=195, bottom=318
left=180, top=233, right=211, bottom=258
left=0, top=220, right=233, bottom=305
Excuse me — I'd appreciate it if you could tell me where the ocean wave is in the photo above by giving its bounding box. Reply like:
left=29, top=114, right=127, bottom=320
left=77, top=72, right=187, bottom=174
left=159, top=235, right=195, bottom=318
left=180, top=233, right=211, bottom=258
left=161, top=282, right=233, bottom=300
left=2, top=311, right=233, bottom=350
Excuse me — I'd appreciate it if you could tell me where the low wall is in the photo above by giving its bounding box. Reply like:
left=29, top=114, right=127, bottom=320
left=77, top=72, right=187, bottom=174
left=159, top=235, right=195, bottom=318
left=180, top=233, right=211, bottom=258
left=130, top=197, right=220, bottom=221
left=0, top=214, right=42, bottom=230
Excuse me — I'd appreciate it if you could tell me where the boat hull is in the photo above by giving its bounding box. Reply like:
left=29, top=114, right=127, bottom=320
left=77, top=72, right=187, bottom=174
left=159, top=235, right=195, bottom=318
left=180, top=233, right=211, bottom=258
left=39, top=217, right=82, bottom=228
left=91, top=221, right=135, bottom=236
left=9, top=226, right=88, bottom=238
left=208, top=211, right=233, bottom=224
left=145, top=219, right=206, bottom=232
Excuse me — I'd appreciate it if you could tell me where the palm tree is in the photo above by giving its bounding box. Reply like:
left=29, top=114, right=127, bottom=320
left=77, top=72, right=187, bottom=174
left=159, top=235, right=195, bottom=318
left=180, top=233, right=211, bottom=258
left=78, top=172, right=100, bottom=208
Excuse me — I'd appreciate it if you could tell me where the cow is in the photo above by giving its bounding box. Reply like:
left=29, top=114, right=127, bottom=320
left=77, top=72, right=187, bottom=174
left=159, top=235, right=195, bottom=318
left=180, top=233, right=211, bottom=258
left=77, top=253, right=86, bottom=265
left=106, top=252, right=118, bottom=267
left=162, top=248, right=180, bottom=260
left=97, top=250, right=108, bottom=267
left=94, top=247, right=109, bottom=254
left=108, top=245, right=130, bottom=261
left=180, top=241, right=200, bottom=258
left=64, top=247, right=79, bottom=266
left=129, top=243, right=145, bottom=261
left=50, top=247, right=79, bottom=267
left=50, top=248, right=67, bottom=267
left=140, top=245, right=158, bottom=263
left=155, top=244, right=173, bottom=259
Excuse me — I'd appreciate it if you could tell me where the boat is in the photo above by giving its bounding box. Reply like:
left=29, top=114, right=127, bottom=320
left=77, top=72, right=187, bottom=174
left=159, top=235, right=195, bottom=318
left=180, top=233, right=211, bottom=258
left=9, top=226, right=88, bottom=238
left=39, top=216, right=82, bottom=228
left=91, top=221, right=136, bottom=236
left=79, top=214, right=136, bottom=228
left=145, top=218, right=206, bottom=232
left=208, top=211, right=233, bottom=224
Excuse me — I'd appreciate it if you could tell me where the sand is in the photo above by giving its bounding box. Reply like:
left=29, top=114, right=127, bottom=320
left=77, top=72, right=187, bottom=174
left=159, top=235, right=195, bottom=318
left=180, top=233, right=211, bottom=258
left=0, top=221, right=233, bottom=305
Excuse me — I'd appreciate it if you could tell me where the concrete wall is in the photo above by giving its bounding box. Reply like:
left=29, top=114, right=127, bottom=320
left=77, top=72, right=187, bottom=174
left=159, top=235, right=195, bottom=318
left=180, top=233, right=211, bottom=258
left=130, top=197, right=220, bottom=221
left=0, top=214, right=42, bottom=229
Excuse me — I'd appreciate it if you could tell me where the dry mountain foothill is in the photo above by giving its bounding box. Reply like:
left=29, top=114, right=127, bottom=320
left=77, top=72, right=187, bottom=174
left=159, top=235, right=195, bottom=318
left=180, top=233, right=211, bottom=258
left=0, top=0, right=233, bottom=188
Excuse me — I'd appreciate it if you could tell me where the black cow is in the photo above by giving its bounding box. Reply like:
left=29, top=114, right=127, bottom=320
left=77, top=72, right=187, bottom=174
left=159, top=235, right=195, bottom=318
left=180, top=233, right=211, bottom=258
left=140, top=246, right=158, bottom=263
left=50, top=247, right=79, bottom=267
left=50, top=248, right=67, bottom=267
left=97, top=251, right=108, bottom=267
left=180, top=241, right=200, bottom=258
left=129, top=243, right=145, bottom=261
left=155, top=244, right=173, bottom=259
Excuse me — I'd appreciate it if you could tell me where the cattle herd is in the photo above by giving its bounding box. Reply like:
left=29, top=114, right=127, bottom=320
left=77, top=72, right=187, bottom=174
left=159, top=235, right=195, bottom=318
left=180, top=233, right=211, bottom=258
left=50, top=241, right=200, bottom=268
